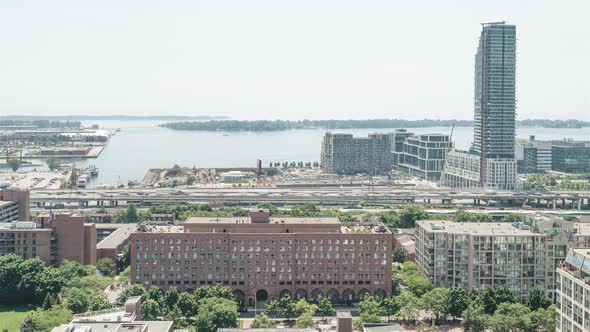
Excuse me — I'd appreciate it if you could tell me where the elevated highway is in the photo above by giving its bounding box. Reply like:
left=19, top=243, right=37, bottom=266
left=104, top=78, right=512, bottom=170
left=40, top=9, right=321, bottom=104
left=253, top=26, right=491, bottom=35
left=29, top=187, right=590, bottom=210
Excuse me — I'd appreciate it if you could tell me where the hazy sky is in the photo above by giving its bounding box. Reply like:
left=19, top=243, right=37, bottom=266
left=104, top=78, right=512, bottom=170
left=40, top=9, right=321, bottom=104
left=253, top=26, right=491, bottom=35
left=1, top=0, right=588, bottom=120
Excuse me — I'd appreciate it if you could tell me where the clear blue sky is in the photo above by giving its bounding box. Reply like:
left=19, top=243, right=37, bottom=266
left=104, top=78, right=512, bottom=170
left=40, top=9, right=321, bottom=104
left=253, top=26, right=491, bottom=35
left=0, top=0, right=588, bottom=120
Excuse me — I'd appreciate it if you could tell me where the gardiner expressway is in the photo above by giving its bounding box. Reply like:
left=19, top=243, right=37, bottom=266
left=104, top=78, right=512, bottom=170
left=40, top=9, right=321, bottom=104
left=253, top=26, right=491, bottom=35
left=29, top=187, right=590, bottom=210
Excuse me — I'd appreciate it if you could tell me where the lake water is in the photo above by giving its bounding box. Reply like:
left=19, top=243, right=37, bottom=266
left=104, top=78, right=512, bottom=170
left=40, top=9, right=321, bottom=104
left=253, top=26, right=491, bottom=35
left=19, top=120, right=590, bottom=187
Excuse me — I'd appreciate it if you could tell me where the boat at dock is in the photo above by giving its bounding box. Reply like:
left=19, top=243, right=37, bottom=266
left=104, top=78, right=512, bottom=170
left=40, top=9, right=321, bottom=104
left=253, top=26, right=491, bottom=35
left=89, top=165, right=99, bottom=177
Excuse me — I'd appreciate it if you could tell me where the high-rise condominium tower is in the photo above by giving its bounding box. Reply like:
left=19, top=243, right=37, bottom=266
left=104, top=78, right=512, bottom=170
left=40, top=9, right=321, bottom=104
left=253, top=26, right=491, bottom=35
left=441, top=22, right=517, bottom=189
left=472, top=22, right=517, bottom=188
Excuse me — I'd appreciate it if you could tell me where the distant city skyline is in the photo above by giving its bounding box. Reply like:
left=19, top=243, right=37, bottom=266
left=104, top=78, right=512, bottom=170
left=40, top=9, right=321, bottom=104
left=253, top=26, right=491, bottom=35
left=0, top=0, right=588, bottom=120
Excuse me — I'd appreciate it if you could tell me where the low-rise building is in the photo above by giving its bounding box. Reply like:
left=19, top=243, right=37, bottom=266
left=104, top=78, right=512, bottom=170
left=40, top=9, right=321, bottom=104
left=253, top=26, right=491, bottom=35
left=556, top=248, right=590, bottom=332
left=96, top=223, right=137, bottom=260
left=51, top=296, right=173, bottom=332
left=392, top=229, right=416, bottom=262
left=515, top=136, right=552, bottom=173
left=0, top=213, right=137, bottom=266
left=552, top=140, right=590, bottom=174
left=130, top=210, right=392, bottom=305
left=0, top=221, right=55, bottom=264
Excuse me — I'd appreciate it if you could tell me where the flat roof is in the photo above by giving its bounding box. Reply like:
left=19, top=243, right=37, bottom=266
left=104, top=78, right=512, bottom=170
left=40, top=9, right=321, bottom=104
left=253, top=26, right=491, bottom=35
left=416, top=220, right=541, bottom=236
left=52, top=321, right=173, bottom=332
left=219, top=330, right=314, bottom=332
left=185, top=216, right=340, bottom=225
left=97, top=224, right=137, bottom=249
left=0, top=222, right=52, bottom=231
left=0, top=200, right=17, bottom=207
left=136, top=224, right=184, bottom=233
left=95, top=223, right=137, bottom=230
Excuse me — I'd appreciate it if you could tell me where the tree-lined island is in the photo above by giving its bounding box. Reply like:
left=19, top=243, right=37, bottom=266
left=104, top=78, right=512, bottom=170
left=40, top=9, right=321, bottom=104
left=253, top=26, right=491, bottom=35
left=160, top=118, right=590, bottom=131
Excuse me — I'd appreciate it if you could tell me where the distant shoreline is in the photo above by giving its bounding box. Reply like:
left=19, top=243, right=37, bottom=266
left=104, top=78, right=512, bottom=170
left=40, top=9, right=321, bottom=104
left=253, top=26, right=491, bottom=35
left=158, top=119, right=590, bottom=132
left=0, top=115, right=230, bottom=121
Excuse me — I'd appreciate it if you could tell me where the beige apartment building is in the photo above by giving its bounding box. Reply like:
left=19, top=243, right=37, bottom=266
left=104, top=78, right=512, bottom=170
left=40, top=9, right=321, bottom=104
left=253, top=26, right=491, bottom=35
left=415, top=220, right=547, bottom=298
left=415, top=215, right=590, bottom=299
left=556, top=248, right=590, bottom=332
left=130, top=209, right=392, bottom=305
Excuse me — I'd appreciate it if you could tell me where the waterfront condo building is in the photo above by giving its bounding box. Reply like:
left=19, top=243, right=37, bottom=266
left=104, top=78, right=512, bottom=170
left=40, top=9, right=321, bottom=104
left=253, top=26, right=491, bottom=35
left=516, top=136, right=552, bottom=174
left=130, top=209, right=392, bottom=305
left=551, top=140, right=590, bottom=174
left=556, top=248, right=590, bottom=332
left=441, top=22, right=517, bottom=189
left=394, top=133, right=453, bottom=181
left=320, top=132, right=394, bottom=175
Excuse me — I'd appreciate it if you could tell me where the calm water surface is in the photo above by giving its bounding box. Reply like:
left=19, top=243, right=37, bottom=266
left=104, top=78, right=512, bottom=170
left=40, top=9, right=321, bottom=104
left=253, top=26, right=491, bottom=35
left=20, top=120, right=590, bottom=187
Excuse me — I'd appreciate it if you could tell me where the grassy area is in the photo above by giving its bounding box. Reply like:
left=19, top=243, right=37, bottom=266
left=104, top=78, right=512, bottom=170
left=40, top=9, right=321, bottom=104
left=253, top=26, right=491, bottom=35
left=0, top=305, right=32, bottom=332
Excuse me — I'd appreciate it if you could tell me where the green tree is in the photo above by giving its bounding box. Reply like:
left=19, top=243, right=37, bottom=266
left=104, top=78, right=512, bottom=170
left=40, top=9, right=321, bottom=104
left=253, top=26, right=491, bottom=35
left=317, top=297, right=336, bottom=320
left=421, top=288, right=449, bottom=324
left=7, top=158, right=20, bottom=172
left=256, top=203, right=279, bottom=215
left=25, top=305, right=73, bottom=332
left=45, top=156, right=61, bottom=171
left=502, top=213, right=524, bottom=223
left=61, top=287, right=90, bottom=313
left=394, top=291, right=420, bottom=323
left=142, top=298, right=162, bottom=320
left=265, top=295, right=297, bottom=320
left=481, top=286, right=515, bottom=315
left=186, top=175, right=196, bottom=185
left=359, top=295, right=384, bottom=317
left=42, top=293, right=55, bottom=310
left=526, top=288, right=552, bottom=311
left=490, top=303, right=531, bottom=332
left=455, top=210, right=493, bottom=223
left=126, top=203, right=138, bottom=223
left=146, top=286, right=164, bottom=304
left=96, top=257, right=117, bottom=277
left=195, top=297, right=239, bottom=332
left=293, top=299, right=318, bottom=317
left=87, top=292, right=112, bottom=311
left=111, top=210, right=127, bottom=223
left=392, top=248, right=407, bottom=263
left=447, top=287, right=469, bottom=319
left=121, top=244, right=131, bottom=269
left=177, top=292, right=198, bottom=317
left=461, top=302, right=488, bottom=332
left=294, top=311, right=315, bottom=328
left=527, top=304, right=557, bottom=332
left=398, top=205, right=429, bottom=228
left=37, top=268, right=68, bottom=300
left=164, top=287, right=180, bottom=309
left=137, top=210, right=152, bottom=222
left=116, top=284, right=145, bottom=305
left=405, top=273, right=433, bottom=297
left=251, top=313, right=276, bottom=328
left=380, top=297, right=400, bottom=322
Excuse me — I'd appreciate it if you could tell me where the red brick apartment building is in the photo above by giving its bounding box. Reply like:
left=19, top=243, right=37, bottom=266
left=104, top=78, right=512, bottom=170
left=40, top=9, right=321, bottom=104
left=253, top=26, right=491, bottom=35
left=0, top=214, right=97, bottom=265
left=0, top=213, right=135, bottom=266
left=130, top=210, right=392, bottom=305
